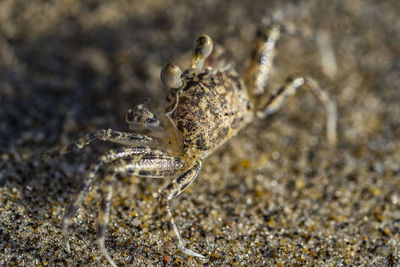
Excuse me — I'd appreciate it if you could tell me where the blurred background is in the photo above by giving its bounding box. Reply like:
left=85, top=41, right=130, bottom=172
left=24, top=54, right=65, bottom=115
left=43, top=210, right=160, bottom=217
left=0, top=0, right=399, bottom=266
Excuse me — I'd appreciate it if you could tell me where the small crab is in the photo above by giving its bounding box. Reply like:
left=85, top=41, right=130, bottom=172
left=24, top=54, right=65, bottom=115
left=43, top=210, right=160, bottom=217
left=45, top=21, right=337, bottom=266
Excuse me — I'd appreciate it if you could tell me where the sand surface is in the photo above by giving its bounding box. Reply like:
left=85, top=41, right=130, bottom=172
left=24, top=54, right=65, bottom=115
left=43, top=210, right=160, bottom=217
left=0, top=0, right=399, bottom=266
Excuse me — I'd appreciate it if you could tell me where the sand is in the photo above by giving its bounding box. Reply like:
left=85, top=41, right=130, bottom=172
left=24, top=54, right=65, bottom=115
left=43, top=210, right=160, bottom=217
left=0, top=0, right=399, bottom=266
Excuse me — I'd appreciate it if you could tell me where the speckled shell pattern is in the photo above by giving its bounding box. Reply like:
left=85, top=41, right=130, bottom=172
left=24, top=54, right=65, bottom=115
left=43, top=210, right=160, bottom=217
left=166, top=69, right=254, bottom=159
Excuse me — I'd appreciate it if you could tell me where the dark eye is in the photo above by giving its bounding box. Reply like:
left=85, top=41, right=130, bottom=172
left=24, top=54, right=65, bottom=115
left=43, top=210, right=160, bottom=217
left=246, top=101, right=252, bottom=110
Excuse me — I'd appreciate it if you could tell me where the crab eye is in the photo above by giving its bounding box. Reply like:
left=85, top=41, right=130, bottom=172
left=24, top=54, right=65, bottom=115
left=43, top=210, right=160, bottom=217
left=161, top=63, right=183, bottom=89
left=192, top=34, right=213, bottom=71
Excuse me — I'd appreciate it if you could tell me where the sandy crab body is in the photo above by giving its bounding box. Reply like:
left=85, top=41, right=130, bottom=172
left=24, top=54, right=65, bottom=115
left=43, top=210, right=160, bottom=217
left=167, top=69, right=254, bottom=160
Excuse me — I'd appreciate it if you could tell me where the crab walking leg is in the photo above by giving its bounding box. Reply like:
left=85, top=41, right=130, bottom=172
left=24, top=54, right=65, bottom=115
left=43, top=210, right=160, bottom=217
left=94, top=151, right=184, bottom=266
left=305, top=77, right=337, bottom=146
left=62, top=147, right=160, bottom=252
left=97, top=171, right=117, bottom=267
left=257, top=75, right=337, bottom=146
left=43, top=129, right=152, bottom=159
left=160, top=160, right=203, bottom=258
left=245, top=21, right=281, bottom=97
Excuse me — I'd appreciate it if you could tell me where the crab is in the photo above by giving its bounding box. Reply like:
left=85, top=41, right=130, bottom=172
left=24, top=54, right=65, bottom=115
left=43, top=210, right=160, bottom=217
left=44, top=20, right=337, bottom=266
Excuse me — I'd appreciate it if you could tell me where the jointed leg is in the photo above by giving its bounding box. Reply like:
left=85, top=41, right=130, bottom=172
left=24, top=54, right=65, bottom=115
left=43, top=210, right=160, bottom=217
left=111, top=147, right=184, bottom=178
left=256, top=75, right=305, bottom=118
left=245, top=21, right=281, bottom=97
left=160, top=160, right=203, bottom=258
left=62, top=147, right=153, bottom=252
left=88, top=148, right=183, bottom=265
left=97, top=171, right=117, bottom=267
left=257, top=75, right=337, bottom=146
left=305, top=77, right=337, bottom=146
left=43, top=129, right=152, bottom=159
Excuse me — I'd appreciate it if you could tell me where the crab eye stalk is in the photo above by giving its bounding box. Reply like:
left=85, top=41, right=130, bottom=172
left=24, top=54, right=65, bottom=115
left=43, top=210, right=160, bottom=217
left=161, top=63, right=183, bottom=89
left=192, top=34, right=213, bottom=72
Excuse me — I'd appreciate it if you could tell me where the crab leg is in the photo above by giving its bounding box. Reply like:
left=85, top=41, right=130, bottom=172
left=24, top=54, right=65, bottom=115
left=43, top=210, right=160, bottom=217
left=63, top=147, right=182, bottom=254
left=245, top=21, right=281, bottom=97
left=94, top=149, right=183, bottom=266
left=97, top=171, right=117, bottom=267
left=62, top=147, right=166, bottom=251
left=160, top=160, right=203, bottom=258
left=43, top=129, right=152, bottom=159
left=257, top=76, right=337, bottom=146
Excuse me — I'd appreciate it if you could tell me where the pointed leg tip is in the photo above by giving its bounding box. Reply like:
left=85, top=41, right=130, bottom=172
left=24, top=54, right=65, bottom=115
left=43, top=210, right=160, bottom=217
left=99, top=242, right=118, bottom=267
left=179, top=245, right=205, bottom=259
left=65, top=240, right=71, bottom=253
left=63, top=220, right=72, bottom=253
